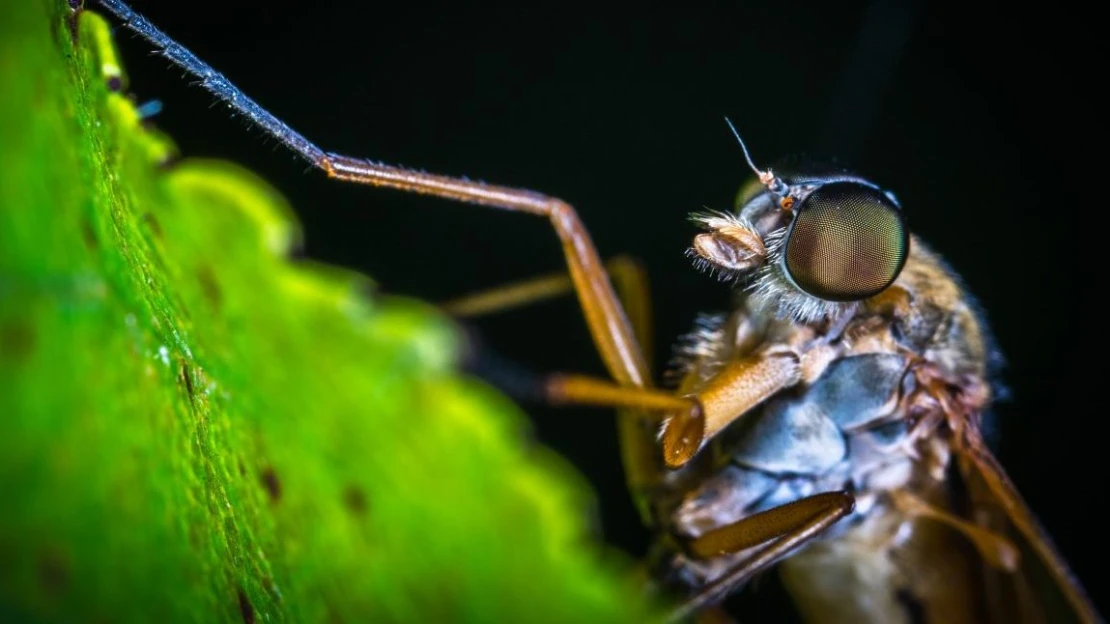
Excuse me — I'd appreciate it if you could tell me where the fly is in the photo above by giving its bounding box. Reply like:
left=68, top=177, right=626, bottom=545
left=642, top=134, right=1102, bottom=623
left=81, top=1, right=1103, bottom=622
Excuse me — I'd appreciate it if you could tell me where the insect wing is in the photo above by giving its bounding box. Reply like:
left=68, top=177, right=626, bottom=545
left=957, top=425, right=1103, bottom=624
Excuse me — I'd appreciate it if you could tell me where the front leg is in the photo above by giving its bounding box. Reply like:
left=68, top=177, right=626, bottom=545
left=530, top=347, right=803, bottom=469
left=93, top=0, right=651, bottom=390
left=662, top=349, right=802, bottom=468
left=669, top=491, right=856, bottom=622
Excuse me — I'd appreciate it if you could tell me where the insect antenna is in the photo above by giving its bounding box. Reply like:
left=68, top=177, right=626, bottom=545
left=723, top=117, right=786, bottom=196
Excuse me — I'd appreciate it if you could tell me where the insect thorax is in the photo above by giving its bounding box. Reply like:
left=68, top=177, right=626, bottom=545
left=654, top=236, right=995, bottom=608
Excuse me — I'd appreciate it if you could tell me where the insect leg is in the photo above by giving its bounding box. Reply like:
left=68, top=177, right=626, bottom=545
left=92, top=0, right=674, bottom=521
left=93, top=0, right=649, bottom=386
left=523, top=345, right=805, bottom=492
left=435, top=254, right=668, bottom=522
left=543, top=375, right=697, bottom=413
left=442, top=271, right=594, bottom=317
left=441, top=255, right=652, bottom=367
left=888, top=489, right=1019, bottom=571
left=324, top=157, right=651, bottom=386
left=663, top=351, right=802, bottom=468
left=671, top=491, right=855, bottom=622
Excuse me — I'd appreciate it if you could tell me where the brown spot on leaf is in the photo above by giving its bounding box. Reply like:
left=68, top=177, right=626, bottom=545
left=343, top=485, right=367, bottom=516
left=39, top=548, right=69, bottom=595
left=141, top=212, right=163, bottom=239
left=179, top=360, right=195, bottom=402
left=197, top=265, right=222, bottom=309
left=0, top=321, right=35, bottom=362
left=81, top=218, right=99, bottom=250
left=237, top=587, right=255, bottom=624
left=260, top=467, right=281, bottom=503
left=187, top=520, right=204, bottom=547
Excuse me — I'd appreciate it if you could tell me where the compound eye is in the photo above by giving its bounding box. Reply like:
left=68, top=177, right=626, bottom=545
left=784, top=181, right=909, bottom=301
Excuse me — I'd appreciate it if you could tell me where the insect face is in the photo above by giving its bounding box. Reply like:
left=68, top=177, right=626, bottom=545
left=691, top=167, right=909, bottom=323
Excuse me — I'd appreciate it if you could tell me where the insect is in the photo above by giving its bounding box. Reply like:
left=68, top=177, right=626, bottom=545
left=83, top=1, right=1103, bottom=621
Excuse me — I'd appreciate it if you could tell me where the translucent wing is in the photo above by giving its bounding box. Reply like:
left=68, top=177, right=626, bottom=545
left=956, top=424, right=1103, bottom=624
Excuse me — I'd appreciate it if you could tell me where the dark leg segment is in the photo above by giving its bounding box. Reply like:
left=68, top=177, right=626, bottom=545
left=670, top=491, right=855, bottom=622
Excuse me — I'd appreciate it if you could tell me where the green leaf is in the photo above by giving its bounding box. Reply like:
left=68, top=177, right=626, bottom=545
left=0, top=2, right=660, bottom=621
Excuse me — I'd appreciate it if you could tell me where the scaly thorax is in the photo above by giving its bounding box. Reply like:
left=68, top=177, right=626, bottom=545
left=653, top=239, right=994, bottom=621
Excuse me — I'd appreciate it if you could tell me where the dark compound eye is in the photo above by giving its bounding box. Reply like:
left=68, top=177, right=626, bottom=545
left=784, top=181, right=909, bottom=301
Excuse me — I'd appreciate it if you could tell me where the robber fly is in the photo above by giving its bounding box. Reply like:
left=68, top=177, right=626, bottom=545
left=637, top=138, right=1105, bottom=623
left=83, top=1, right=1102, bottom=621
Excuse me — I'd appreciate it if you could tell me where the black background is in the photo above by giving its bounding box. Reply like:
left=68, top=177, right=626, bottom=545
left=95, top=0, right=1105, bottom=616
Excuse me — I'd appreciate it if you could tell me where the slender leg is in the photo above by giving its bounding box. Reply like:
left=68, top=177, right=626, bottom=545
left=93, top=0, right=648, bottom=389
left=461, top=344, right=802, bottom=512
left=545, top=375, right=699, bottom=415
left=441, top=272, right=585, bottom=317
left=434, top=255, right=666, bottom=521
left=324, top=157, right=655, bottom=389
left=606, top=255, right=653, bottom=368
left=440, top=255, right=653, bottom=370
left=508, top=347, right=801, bottom=519
left=89, top=1, right=799, bottom=498
left=89, top=2, right=684, bottom=525
left=888, top=489, right=1018, bottom=571
left=669, top=492, right=856, bottom=623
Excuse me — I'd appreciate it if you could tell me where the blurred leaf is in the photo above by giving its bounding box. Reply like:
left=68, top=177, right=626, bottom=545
left=0, top=2, right=659, bottom=622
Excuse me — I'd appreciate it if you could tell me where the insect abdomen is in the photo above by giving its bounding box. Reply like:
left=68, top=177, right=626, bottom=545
left=779, top=509, right=985, bottom=624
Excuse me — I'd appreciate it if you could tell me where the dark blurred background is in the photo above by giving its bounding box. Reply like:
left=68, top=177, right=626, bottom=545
left=100, top=0, right=1105, bottom=616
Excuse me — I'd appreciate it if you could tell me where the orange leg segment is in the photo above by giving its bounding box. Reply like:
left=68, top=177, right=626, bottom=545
left=670, top=491, right=855, bottom=622
left=326, top=156, right=651, bottom=390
